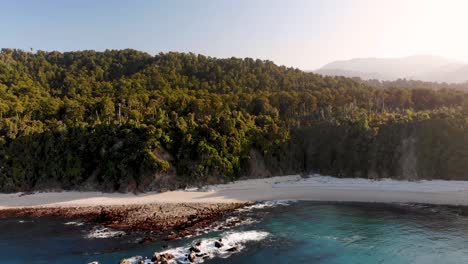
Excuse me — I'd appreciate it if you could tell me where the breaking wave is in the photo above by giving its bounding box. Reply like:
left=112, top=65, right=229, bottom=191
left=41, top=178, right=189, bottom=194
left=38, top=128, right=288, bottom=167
left=64, top=221, right=84, bottom=226
left=120, top=230, right=269, bottom=264
left=236, top=200, right=296, bottom=212
left=85, top=227, right=125, bottom=239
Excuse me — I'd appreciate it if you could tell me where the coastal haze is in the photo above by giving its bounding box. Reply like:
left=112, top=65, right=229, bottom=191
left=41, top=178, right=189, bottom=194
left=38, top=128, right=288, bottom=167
left=1, top=1, right=468, bottom=264
left=316, top=55, right=468, bottom=83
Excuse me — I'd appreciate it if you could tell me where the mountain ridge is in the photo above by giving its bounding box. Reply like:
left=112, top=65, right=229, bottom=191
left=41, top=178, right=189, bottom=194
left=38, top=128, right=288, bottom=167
left=315, top=55, right=468, bottom=83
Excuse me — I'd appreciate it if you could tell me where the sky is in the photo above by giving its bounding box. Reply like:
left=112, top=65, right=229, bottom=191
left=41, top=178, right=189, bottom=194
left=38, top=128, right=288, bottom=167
left=1, top=0, right=468, bottom=70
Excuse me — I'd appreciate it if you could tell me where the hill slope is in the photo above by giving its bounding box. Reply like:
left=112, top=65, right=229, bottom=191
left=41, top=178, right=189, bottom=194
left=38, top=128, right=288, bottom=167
left=0, top=49, right=467, bottom=192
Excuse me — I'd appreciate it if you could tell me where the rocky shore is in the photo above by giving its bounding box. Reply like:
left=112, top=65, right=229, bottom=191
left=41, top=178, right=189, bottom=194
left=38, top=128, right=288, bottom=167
left=0, top=203, right=249, bottom=241
left=116, top=230, right=270, bottom=264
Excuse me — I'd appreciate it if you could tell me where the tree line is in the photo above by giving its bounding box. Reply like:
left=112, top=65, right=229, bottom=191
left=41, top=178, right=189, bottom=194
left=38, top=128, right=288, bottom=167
left=0, top=49, right=467, bottom=192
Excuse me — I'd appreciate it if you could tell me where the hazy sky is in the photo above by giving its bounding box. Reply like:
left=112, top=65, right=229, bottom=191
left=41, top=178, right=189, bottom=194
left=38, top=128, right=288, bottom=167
left=1, top=0, right=468, bottom=69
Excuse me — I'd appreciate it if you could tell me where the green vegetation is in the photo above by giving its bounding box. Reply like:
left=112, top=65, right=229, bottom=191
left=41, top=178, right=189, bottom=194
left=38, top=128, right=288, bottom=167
left=0, top=49, right=467, bottom=192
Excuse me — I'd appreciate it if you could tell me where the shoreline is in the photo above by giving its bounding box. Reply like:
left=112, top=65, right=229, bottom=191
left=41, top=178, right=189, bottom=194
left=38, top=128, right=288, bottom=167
left=4, top=175, right=468, bottom=242
left=4, top=175, right=468, bottom=209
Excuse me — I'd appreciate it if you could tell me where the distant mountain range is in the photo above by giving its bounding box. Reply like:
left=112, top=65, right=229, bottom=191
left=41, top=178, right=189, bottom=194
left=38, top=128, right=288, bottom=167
left=315, top=55, right=468, bottom=83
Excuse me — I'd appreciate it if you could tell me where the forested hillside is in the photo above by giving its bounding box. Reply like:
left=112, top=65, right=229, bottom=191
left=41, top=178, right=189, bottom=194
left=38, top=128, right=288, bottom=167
left=1, top=49, right=467, bottom=192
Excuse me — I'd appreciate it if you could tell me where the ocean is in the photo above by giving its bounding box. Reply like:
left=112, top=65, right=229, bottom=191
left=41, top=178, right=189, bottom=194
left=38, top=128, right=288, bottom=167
left=1, top=201, right=468, bottom=264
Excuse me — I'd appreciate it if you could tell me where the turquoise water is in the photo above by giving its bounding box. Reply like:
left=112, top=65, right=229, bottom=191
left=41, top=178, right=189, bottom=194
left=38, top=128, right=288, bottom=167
left=1, top=202, right=468, bottom=263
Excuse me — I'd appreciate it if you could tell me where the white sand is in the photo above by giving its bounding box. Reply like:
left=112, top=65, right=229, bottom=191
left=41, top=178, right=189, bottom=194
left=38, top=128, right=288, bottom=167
left=3, top=175, right=468, bottom=209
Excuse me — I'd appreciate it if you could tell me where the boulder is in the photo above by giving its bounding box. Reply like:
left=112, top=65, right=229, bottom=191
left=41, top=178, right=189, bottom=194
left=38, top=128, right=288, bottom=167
left=188, top=252, right=197, bottom=262
left=164, top=232, right=178, bottom=241
left=189, top=246, right=201, bottom=253
left=214, top=241, right=224, bottom=248
left=161, top=253, right=174, bottom=260
left=226, top=246, right=239, bottom=252
left=151, top=253, right=161, bottom=262
left=138, top=236, right=155, bottom=244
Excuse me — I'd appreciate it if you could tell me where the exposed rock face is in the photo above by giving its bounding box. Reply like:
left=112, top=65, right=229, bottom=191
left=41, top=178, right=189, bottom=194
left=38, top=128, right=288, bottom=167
left=399, top=137, right=418, bottom=180
left=137, top=148, right=178, bottom=193
left=246, top=149, right=272, bottom=178
left=153, top=148, right=174, bottom=162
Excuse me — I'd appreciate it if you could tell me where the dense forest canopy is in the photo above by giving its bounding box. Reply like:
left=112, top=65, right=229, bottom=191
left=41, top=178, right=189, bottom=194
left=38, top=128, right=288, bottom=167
left=361, top=78, right=468, bottom=91
left=0, top=49, right=467, bottom=192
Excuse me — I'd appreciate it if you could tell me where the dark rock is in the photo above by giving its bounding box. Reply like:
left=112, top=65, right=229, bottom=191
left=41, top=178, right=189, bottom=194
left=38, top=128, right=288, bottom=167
left=189, top=246, right=201, bottom=253
left=188, top=252, right=197, bottom=262
left=138, top=236, right=155, bottom=244
left=214, top=241, right=224, bottom=248
left=151, top=253, right=161, bottom=262
left=226, top=246, right=239, bottom=252
left=161, top=253, right=174, bottom=260
left=164, top=232, right=179, bottom=241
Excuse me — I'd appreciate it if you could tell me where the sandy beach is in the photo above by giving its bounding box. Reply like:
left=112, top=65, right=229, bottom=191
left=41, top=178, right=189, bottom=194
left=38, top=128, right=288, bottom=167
left=3, top=175, right=468, bottom=209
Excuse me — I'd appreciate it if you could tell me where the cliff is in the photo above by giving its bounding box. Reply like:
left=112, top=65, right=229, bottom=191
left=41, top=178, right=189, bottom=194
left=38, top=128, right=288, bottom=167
left=251, top=118, right=468, bottom=181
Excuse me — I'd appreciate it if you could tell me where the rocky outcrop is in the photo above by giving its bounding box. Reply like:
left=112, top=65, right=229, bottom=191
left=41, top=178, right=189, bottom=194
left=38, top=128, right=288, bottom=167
left=245, top=149, right=272, bottom=178
left=189, top=246, right=201, bottom=253
left=214, top=240, right=224, bottom=248
left=188, top=252, right=196, bottom=262
left=151, top=253, right=161, bottom=262
left=0, top=203, right=248, bottom=240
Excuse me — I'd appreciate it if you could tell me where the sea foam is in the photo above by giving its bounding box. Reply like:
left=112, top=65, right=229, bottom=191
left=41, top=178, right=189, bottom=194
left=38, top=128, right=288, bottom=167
left=122, top=230, right=269, bottom=264
left=85, top=227, right=125, bottom=239
left=161, top=230, right=269, bottom=263
left=64, top=221, right=84, bottom=226
left=236, top=200, right=296, bottom=212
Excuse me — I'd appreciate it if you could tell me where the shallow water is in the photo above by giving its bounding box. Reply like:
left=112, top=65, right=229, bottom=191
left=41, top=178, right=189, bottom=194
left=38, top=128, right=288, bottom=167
left=2, top=202, right=468, bottom=264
